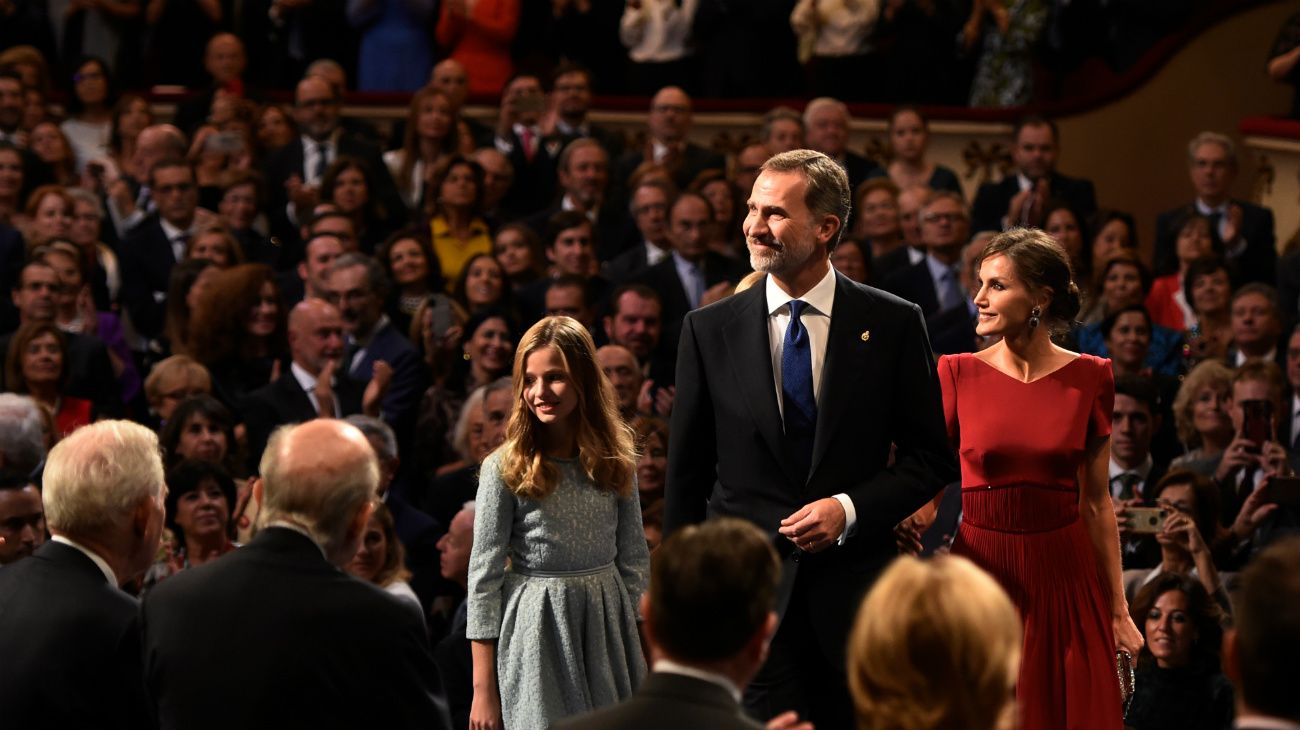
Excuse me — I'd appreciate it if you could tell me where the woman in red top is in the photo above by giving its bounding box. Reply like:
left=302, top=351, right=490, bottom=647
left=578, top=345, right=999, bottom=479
left=4, top=321, right=93, bottom=440
left=935, top=228, right=1142, bottom=730
left=435, top=0, right=520, bottom=97
left=1146, top=212, right=1218, bottom=332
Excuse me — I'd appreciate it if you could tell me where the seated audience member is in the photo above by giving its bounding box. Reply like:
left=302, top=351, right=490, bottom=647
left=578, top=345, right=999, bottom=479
left=384, top=90, right=458, bottom=211
left=240, top=299, right=376, bottom=472
left=321, top=156, right=398, bottom=255
left=186, top=263, right=287, bottom=410
left=850, top=178, right=909, bottom=281
left=881, top=190, right=970, bottom=320
left=896, top=184, right=930, bottom=250
left=161, top=394, right=243, bottom=477
left=186, top=224, right=246, bottom=268
left=299, top=208, right=360, bottom=255
left=733, top=143, right=771, bottom=200
left=603, top=285, right=673, bottom=392
left=633, top=415, right=668, bottom=511
left=162, top=258, right=215, bottom=355
left=1155, top=132, right=1275, bottom=285
left=758, top=106, right=804, bottom=155
left=217, top=169, right=277, bottom=268
left=1125, top=574, right=1234, bottom=730
left=325, top=253, right=426, bottom=441
left=434, top=502, right=476, bottom=730
left=970, top=116, right=1097, bottom=233
left=1185, top=256, right=1235, bottom=365
left=0, top=468, right=44, bottom=565
left=494, top=223, right=545, bottom=291
left=616, top=88, right=724, bottom=192
left=143, top=459, right=238, bottom=590
left=604, top=178, right=675, bottom=283
left=1087, top=209, right=1139, bottom=281
left=1227, top=284, right=1285, bottom=369
left=2, top=260, right=121, bottom=416
left=689, top=169, right=744, bottom=260
left=1212, top=362, right=1289, bottom=525
left=1222, top=538, right=1300, bottom=728
left=1147, top=212, right=1219, bottom=332
left=142, top=419, right=445, bottom=729
left=884, top=106, right=963, bottom=195
left=522, top=211, right=611, bottom=323
left=1112, top=375, right=1171, bottom=567
left=0, top=393, right=47, bottom=476
left=597, top=344, right=645, bottom=422
left=1170, top=360, right=1235, bottom=476
left=0, top=421, right=164, bottom=728
left=847, top=554, right=1021, bottom=730
left=471, top=147, right=515, bottom=226
left=282, top=230, right=345, bottom=307
left=4, top=321, right=93, bottom=440
left=143, top=355, right=212, bottom=425
left=1123, top=470, right=1228, bottom=606
left=801, top=97, right=880, bottom=193
left=831, top=237, right=872, bottom=285
left=427, top=155, right=492, bottom=284
left=1080, top=249, right=1152, bottom=325
left=451, top=252, right=511, bottom=318
left=923, top=234, right=984, bottom=355
left=378, top=228, right=447, bottom=338
left=65, top=187, right=121, bottom=310
left=548, top=62, right=624, bottom=156
left=1041, top=200, right=1089, bottom=284
left=490, top=74, right=560, bottom=218
left=345, top=414, right=440, bottom=615
left=525, top=138, right=623, bottom=261
left=545, top=274, right=597, bottom=330
left=1075, top=253, right=1182, bottom=376
left=1080, top=304, right=1183, bottom=380
left=20, top=184, right=73, bottom=249
left=555, top=518, right=782, bottom=730
left=346, top=501, right=422, bottom=618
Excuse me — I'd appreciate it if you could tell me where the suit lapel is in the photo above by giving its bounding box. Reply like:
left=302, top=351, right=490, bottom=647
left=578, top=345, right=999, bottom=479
left=810, top=274, right=872, bottom=479
left=276, top=374, right=318, bottom=422
left=721, top=283, right=801, bottom=487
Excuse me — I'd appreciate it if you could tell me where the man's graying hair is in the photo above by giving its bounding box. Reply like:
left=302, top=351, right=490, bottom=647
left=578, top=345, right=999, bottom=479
left=760, top=149, right=851, bottom=250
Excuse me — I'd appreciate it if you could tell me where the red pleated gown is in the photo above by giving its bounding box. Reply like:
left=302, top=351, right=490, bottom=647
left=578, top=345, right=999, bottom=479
left=938, top=353, right=1123, bottom=730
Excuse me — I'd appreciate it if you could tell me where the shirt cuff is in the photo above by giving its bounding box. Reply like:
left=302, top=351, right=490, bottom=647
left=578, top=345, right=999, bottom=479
left=494, top=136, right=514, bottom=155
left=832, top=493, right=857, bottom=545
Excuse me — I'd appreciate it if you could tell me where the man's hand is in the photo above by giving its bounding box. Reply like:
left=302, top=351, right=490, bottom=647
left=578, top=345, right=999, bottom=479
left=1223, top=203, right=1243, bottom=244
left=766, top=711, right=814, bottom=730
left=363, top=360, right=393, bottom=417
left=779, top=498, right=846, bottom=554
left=286, top=174, right=319, bottom=213
left=1231, top=482, right=1278, bottom=542
left=1214, top=435, right=1260, bottom=482
left=314, top=358, right=337, bottom=417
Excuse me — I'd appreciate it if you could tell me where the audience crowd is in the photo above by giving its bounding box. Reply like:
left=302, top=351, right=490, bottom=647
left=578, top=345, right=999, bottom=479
left=2, top=14, right=1300, bottom=730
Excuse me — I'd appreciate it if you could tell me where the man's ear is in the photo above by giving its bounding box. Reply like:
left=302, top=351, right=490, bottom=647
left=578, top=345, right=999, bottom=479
left=252, top=477, right=264, bottom=509
left=132, top=495, right=155, bottom=538
left=818, top=215, right=841, bottom=247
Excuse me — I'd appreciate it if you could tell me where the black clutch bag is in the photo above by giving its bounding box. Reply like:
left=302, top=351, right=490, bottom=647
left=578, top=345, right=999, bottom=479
left=1117, top=650, right=1136, bottom=715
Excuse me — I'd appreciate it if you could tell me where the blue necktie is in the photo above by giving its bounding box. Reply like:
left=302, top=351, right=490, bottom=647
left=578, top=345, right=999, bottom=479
left=782, top=300, right=817, bottom=479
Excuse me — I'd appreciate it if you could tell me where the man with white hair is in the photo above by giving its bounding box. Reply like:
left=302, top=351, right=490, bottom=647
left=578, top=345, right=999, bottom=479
left=142, top=419, right=444, bottom=729
left=0, top=420, right=165, bottom=727
left=802, top=97, right=881, bottom=194
left=0, top=392, right=46, bottom=476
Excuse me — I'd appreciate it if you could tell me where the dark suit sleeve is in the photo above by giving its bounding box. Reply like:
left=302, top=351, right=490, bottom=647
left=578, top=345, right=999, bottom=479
left=112, top=607, right=159, bottom=729
left=384, top=613, right=447, bottom=730
left=240, top=392, right=279, bottom=474
left=1238, top=205, right=1277, bottom=285
left=970, top=181, right=1006, bottom=234
left=844, top=303, right=958, bottom=535
left=664, top=311, right=715, bottom=534
left=75, top=336, right=125, bottom=418
left=119, top=231, right=166, bottom=341
left=1153, top=210, right=1179, bottom=277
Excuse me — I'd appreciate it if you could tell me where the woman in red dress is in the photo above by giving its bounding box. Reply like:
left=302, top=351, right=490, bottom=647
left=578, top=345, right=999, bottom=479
left=938, top=228, right=1143, bottom=730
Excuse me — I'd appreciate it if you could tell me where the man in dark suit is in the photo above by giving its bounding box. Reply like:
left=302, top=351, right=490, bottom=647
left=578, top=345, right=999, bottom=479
left=262, top=76, right=402, bottom=259
left=615, top=87, right=725, bottom=193
left=557, top=518, right=784, bottom=730
left=493, top=74, right=561, bottom=219
left=603, top=179, right=675, bottom=281
left=802, top=98, right=883, bottom=195
left=433, top=502, right=476, bottom=730
left=881, top=191, right=971, bottom=320
left=1155, top=132, right=1276, bottom=284
left=1223, top=538, right=1300, bottom=729
left=240, top=298, right=365, bottom=472
left=666, top=150, right=957, bottom=728
left=0, top=420, right=165, bottom=728
left=518, top=212, right=614, bottom=326
left=0, top=220, right=24, bottom=333
left=1111, top=375, right=1170, bottom=570
left=970, top=116, right=1097, bottom=234
left=549, top=62, right=624, bottom=160
left=142, top=419, right=445, bottom=730
left=119, top=158, right=200, bottom=343
left=171, top=34, right=258, bottom=137
left=524, top=138, right=625, bottom=261
left=603, top=284, right=675, bottom=391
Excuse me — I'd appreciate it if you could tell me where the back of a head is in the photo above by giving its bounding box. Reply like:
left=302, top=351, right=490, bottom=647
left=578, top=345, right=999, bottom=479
left=43, top=420, right=164, bottom=539
left=848, top=555, right=1021, bottom=730
left=0, top=393, right=46, bottom=476
left=649, top=518, right=779, bottom=663
left=257, top=420, right=379, bottom=560
left=1234, top=537, right=1300, bottom=720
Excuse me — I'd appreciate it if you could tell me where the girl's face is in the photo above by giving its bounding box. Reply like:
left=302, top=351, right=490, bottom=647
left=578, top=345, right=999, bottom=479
left=522, top=345, right=579, bottom=425
left=494, top=229, right=534, bottom=277
left=1102, top=263, right=1143, bottom=311
left=1145, top=590, right=1197, bottom=669
left=1045, top=208, right=1082, bottom=260
left=440, top=163, right=477, bottom=208
left=700, top=180, right=733, bottom=224
left=257, top=107, right=293, bottom=149
left=118, top=98, right=153, bottom=140
left=246, top=281, right=279, bottom=338
left=331, top=168, right=368, bottom=213
left=173, top=478, right=230, bottom=543
left=1104, top=311, right=1150, bottom=370
left=1176, top=220, right=1214, bottom=264
left=637, top=432, right=667, bottom=496
left=73, top=61, right=107, bottom=106
left=70, top=200, right=101, bottom=247
left=191, top=232, right=233, bottom=267
left=416, top=95, right=453, bottom=141
left=463, top=256, right=504, bottom=308
left=21, top=332, right=62, bottom=387
left=177, top=413, right=228, bottom=463
left=465, top=317, right=514, bottom=374
left=388, top=238, right=430, bottom=287
left=1191, top=385, right=1232, bottom=440
left=1191, top=270, right=1231, bottom=315
left=30, top=123, right=67, bottom=164
left=347, top=513, right=388, bottom=583
left=889, top=110, right=927, bottom=161
left=34, top=194, right=72, bottom=241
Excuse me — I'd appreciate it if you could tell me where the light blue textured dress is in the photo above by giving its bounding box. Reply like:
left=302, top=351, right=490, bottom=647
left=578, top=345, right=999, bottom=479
left=467, top=450, right=649, bottom=730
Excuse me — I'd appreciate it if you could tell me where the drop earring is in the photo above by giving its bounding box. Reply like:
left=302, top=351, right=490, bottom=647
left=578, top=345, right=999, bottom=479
left=1029, top=306, right=1041, bottom=329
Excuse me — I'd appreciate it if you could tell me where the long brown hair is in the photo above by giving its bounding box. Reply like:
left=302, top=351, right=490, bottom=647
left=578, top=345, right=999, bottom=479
left=498, top=316, right=636, bottom=500
left=399, top=87, right=459, bottom=204
left=187, top=263, right=286, bottom=365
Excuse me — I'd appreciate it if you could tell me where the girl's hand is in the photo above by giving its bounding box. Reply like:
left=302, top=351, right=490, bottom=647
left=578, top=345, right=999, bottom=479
left=1114, top=612, right=1144, bottom=658
left=469, top=688, right=503, bottom=730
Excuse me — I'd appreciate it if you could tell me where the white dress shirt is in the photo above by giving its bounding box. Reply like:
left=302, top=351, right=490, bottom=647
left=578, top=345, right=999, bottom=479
left=159, top=217, right=191, bottom=263
left=620, top=0, right=698, bottom=63
left=1108, top=455, right=1153, bottom=500
left=301, top=132, right=339, bottom=187
left=790, top=0, right=881, bottom=57
left=50, top=534, right=118, bottom=585
left=765, top=267, right=857, bottom=541
left=1196, top=198, right=1247, bottom=257
left=290, top=361, right=326, bottom=414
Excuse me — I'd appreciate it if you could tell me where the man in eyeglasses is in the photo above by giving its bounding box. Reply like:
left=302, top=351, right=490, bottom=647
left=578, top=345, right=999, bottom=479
left=119, top=158, right=199, bottom=344
left=881, top=191, right=972, bottom=322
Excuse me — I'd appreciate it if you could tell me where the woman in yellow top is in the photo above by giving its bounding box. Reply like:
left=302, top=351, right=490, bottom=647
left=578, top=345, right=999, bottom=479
left=426, top=155, right=493, bottom=284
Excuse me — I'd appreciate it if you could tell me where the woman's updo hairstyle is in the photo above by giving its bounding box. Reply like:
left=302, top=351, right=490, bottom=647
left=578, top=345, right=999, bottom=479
left=976, top=227, right=1082, bottom=333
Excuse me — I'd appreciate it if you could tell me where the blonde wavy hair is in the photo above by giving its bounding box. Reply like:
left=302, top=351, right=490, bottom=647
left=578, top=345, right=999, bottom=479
left=498, top=316, right=636, bottom=500
left=848, top=555, right=1021, bottom=730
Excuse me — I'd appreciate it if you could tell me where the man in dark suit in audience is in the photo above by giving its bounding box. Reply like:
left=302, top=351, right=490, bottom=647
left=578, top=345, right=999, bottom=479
left=0, top=219, right=24, bottom=333
left=604, top=179, right=675, bottom=282
left=1223, top=538, right=1300, bottom=729
left=518, top=212, right=613, bottom=324
left=525, top=138, right=625, bottom=261
left=616, top=87, right=725, bottom=193
left=556, top=518, right=783, bottom=730
left=240, top=298, right=365, bottom=472
left=494, top=74, right=561, bottom=219
left=802, top=98, right=881, bottom=194
left=970, top=116, right=1097, bottom=234
left=119, top=158, right=200, bottom=343
left=881, top=191, right=971, bottom=320
left=1111, top=375, right=1169, bottom=570
left=433, top=502, right=477, bottom=730
left=143, top=419, right=445, bottom=730
left=667, top=150, right=956, bottom=728
left=549, top=62, right=624, bottom=159
left=1155, top=131, right=1276, bottom=284
left=0, top=420, right=165, bottom=728
left=603, top=284, right=675, bottom=390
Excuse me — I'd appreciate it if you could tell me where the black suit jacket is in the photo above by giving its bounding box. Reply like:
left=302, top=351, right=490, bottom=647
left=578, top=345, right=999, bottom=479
left=0, top=224, right=24, bottom=333
left=0, top=330, right=123, bottom=417
left=637, top=252, right=751, bottom=355
left=616, top=142, right=725, bottom=193
left=348, top=321, right=428, bottom=450
left=524, top=201, right=629, bottom=263
left=239, top=371, right=365, bottom=473
left=0, top=541, right=154, bottom=729
left=665, top=271, right=958, bottom=665
left=970, top=171, right=1098, bottom=234
left=603, top=243, right=660, bottom=283
left=497, top=129, right=561, bottom=220
left=555, top=672, right=764, bottom=730
left=1156, top=200, right=1276, bottom=283
left=880, top=259, right=941, bottom=316
left=142, top=528, right=444, bottom=730
left=120, top=216, right=180, bottom=341
left=386, top=490, right=441, bottom=614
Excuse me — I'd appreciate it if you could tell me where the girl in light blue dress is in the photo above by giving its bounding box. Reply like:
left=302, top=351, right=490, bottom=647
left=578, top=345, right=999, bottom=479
left=467, top=316, right=648, bottom=730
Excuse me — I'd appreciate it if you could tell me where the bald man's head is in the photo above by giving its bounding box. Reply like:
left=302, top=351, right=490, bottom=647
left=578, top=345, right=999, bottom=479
left=295, top=76, right=339, bottom=140
left=595, top=344, right=642, bottom=416
left=649, top=87, right=692, bottom=144
left=132, top=124, right=186, bottom=179
left=288, top=298, right=345, bottom=375
left=431, top=59, right=469, bottom=109
left=205, top=33, right=245, bottom=83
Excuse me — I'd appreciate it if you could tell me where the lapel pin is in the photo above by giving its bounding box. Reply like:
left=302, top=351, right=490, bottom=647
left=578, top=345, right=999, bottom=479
left=860, top=331, right=870, bottom=341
